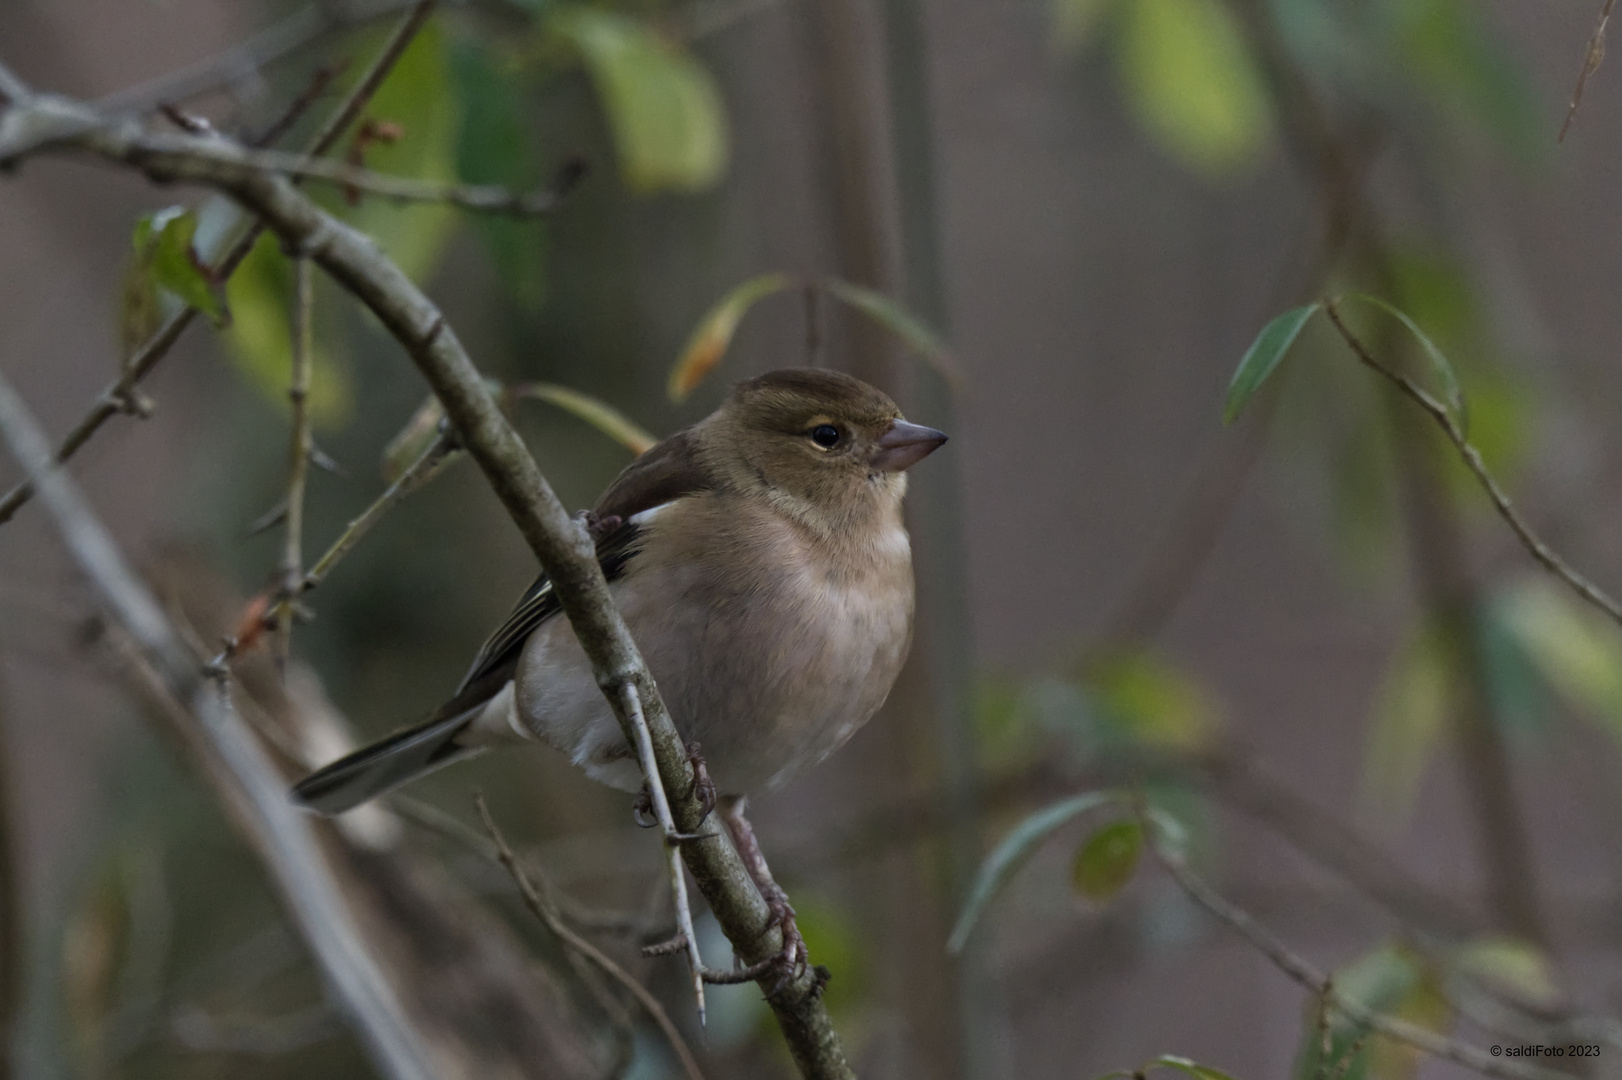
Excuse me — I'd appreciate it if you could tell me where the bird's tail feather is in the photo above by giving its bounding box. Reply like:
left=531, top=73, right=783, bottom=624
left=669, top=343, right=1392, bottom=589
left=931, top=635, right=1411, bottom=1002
left=291, top=711, right=481, bottom=816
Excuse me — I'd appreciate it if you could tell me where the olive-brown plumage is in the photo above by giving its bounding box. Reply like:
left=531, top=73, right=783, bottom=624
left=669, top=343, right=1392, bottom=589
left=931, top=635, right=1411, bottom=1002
left=292, top=369, right=947, bottom=814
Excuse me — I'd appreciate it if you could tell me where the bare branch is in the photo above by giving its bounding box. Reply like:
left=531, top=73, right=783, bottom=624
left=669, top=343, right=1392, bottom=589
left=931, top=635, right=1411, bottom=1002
left=92, top=0, right=421, bottom=122
left=473, top=796, right=707, bottom=1080
left=0, top=367, right=442, bottom=1080
left=1560, top=0, right=1617, bottom=142
left=1144, top=819, right=1569, bottom=1080
left=1324, top=299, right=1622, bottom=628
left=7, top=76, right=852, bottom=1074
left=277, top=255, right=315, bottom=658
left=0, top=0, right=436, bottom=527
left=620, top=681, right=708, bottom=1024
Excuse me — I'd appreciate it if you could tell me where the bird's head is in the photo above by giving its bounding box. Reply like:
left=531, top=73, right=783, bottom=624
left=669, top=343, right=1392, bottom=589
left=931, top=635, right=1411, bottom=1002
left=703, top=368, right=948, bottom=531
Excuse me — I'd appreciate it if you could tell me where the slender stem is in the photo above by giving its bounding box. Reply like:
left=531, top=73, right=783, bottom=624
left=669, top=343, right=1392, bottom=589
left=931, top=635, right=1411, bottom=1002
left=0, top=366, right=440, bottom=1080
left=1323, top=300, right=1622, bottom=628
left=473, top=796, right=707, bottom=1080
left=113, top=137, right=580, bottom=217
left=0, top=0, right=438, bottom=528
left=303, top=434, right=457, bottom=591
left=620, top=683, right=707, bottom=1026
left=279, top=256, right=315, bottom=652
left=1144, top=819, right=1568, bottom=1080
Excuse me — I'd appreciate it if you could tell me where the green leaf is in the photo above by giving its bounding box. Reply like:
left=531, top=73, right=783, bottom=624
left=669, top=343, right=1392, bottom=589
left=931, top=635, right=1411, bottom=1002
left=948, top=791, right=1117, bottom=954
left=1085, top=651, right=1219, bottom=750
left=1224, top=304, right=1318, bottom=424
left=1449, top=937, right=1557, bottom=1009
left=1358, top=621, right=1451, bottom=831
left=551, top=8, right=727, bottom=192
left=669, top=273, right=796, bottom=402
left=1148, top=1055, right=1243, bottom=1080
left=1071, top=819, right=1143, bottom=903
left=1117, top=0, right=1274, bottom=177
left=339, top=25, right=460, bottom=283
left=1343, top=293, right=1465, bottom=425
left=1495, top=577, right=1622, bottom=747
left=221, top=232, right=351, bottom=426
left=1294, top=945, right=1428, bottom=1080
left=511, top=382, right=657, bottom=456
left=125, top=207, right=225, bottom=342
left=451, top=35, right=548, bottom=313
left=821, top=277, right=960, bottom=386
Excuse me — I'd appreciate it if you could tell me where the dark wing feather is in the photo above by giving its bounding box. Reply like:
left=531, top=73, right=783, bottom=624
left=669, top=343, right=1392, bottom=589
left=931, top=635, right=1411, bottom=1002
left=432, top=425, right=715, bottom=722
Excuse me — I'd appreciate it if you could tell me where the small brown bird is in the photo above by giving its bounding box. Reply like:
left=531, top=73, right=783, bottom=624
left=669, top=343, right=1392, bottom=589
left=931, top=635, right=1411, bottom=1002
left=292, top=369, right=946, bottom=818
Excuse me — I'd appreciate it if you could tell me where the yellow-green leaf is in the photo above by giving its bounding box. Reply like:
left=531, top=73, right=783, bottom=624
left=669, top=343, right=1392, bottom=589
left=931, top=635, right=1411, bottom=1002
left=511, top=382, right=657, bottom=456
left=1449, top=937, right=1558, bottom=1009
left=124, top=207, right=225, bottom=349
left=221, top=232, right=351, bottom=427
left=1085, top=651, right=1218, bottom=750
left=669, top=273, right=795, bottom=402
left=949, top=790, right=1118, bottom=954
left=1359, top=622, right=1451, bottom=831
left=822, top=277, right=960, bottom=386
left=318, top=25, right=459, bottom=284
left=551, top=8, right=727, bottom=193
left=1071, top=819, right=1143, bottom=904
left=1496, top=577, right=1622, bottom=746
left=1117, top=0, right=1273, bottom=178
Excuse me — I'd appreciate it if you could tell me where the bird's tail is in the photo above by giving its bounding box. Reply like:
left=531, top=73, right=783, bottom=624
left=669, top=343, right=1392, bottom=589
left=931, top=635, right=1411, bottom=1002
left=291, top=711, right=481, bottom=816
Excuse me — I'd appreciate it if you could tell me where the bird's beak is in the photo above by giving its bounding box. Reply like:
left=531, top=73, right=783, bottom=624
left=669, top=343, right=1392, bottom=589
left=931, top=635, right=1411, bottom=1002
left=872, top=419, right=949, bottom=472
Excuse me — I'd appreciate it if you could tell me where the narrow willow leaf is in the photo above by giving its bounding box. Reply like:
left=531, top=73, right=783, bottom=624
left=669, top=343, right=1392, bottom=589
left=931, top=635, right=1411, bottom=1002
left=1149, top=1055, right=1243, bottom=1080
left=821, top=277, right=960, bottom=386
left=1224, top=304, right=1318, bottom=424
left=1496, top=577, right=1622, bottom=746
left=1345, top=293, right=1465, bottom=425
left=1449, top=937, right=1558, bottom=1008
left=668, top=273, right=795, bottom=402
left=1117, top=0, right=1274, bottom=177
left=1071, top=819, right=1143, bottom=903
left=551, top=7, right=727, bottom=192
left=512, top=382, right=657, bottom=456
left=1358, top=621, right=1451, bottom=832
left=948, top=791, right=1117, bottom=954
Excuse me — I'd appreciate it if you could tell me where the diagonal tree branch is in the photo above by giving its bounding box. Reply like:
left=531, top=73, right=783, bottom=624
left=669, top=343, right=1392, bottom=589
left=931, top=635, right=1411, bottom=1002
left=1, top=95, right=854, bottom=1078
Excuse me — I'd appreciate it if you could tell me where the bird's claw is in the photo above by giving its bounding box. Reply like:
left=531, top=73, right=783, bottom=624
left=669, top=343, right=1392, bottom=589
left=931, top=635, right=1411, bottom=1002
left=631, top=785, right=656, bottom=828
left=762, top=887, right=809, bottom=996
left=685, top=741, right=717, bottom=821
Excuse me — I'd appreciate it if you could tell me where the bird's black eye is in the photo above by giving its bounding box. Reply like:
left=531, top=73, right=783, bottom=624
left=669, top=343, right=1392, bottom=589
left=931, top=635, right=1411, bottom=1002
left=809, top=424, right=841, bottom=449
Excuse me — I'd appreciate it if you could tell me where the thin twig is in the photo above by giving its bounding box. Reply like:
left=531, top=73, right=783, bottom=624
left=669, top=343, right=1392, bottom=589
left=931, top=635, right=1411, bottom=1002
left=302, top=434, right=457, bottom=591
left=0, top=366, right=440, bottom=1080
left=619, top=683, right=707, bottom=1026
left=1324, top=299, right=1622, bottom=627
left=473, top=796, right=707, bottom=1080
left=92, top=0, right=417, bottom=121
left=0, top=0, right=437, bottom=527
left=1560, top=0, right=1617, bottom=142
left=122, top=136, right=579, bottom=217
left=29, top=94, right=852, bottom=1076
left=0, top=61, right=29, bottom=105
left=277, top=255, right=315, bottom=657
left=1142, top=821, right=1568, bottom=1080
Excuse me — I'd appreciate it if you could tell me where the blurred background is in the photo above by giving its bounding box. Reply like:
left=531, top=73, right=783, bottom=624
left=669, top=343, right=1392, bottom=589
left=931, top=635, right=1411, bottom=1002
left=2, top=0, right=1622, bottom=1076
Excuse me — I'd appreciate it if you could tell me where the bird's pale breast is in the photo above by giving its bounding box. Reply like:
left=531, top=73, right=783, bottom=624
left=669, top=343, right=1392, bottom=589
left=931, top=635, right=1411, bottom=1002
left=509, top=492, right=914, bottom=793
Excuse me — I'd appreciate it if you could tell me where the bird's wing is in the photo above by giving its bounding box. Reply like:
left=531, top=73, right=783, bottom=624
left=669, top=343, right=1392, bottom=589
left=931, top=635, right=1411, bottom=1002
left=436, top=425, right=717, bottom=720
